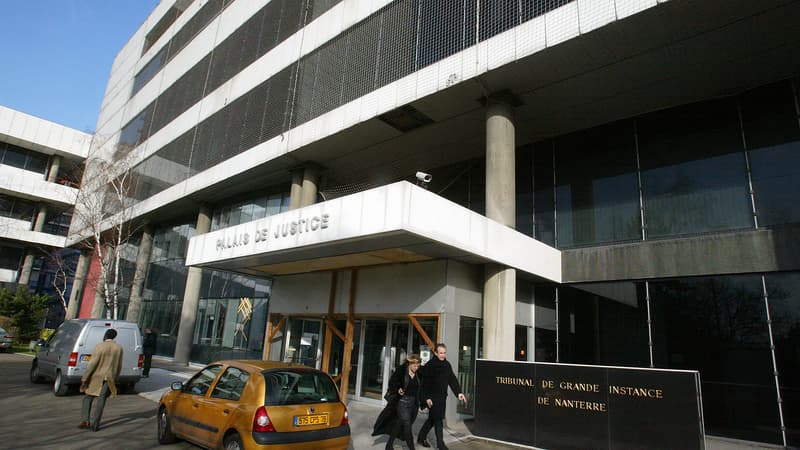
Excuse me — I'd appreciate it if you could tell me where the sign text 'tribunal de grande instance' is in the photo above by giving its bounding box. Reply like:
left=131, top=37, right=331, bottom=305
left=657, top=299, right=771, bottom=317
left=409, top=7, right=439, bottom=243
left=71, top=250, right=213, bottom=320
left=474, top=360, right=705, bottom=450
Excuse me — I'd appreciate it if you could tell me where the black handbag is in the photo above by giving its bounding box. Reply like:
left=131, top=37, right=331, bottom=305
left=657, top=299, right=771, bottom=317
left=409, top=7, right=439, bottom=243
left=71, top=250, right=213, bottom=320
left=384, top=369, right=410, bottom=403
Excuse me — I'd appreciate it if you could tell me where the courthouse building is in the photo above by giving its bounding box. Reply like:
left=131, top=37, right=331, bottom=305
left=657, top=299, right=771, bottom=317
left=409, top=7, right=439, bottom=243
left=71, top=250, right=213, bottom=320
left=70, top=0, right=800, bottom=446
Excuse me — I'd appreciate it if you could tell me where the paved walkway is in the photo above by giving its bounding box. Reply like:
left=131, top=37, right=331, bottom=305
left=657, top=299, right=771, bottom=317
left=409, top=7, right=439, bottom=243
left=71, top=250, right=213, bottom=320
left=141, top=357, right=776, bottom=450
left=143, top=357, right=527, bottom=450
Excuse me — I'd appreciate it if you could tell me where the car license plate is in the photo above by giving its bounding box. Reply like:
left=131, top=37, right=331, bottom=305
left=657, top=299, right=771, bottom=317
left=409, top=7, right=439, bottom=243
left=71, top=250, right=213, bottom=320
left=81, top=355, right=91, bottom=362
left=294, top=414, right=328, bottom=427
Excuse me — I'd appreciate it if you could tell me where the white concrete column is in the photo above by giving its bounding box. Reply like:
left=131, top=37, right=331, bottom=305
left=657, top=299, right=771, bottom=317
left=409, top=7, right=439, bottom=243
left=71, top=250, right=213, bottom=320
left=483, top=97, right=517, bottom=361
left=125, top=225, right=154, bottom=323
left=66, top=250, right=91, bottom=319
left=483, top=264, right=516, bottom=361
left=17, top=204, right=49, bottom=285
left=47, top=155, right=62, bottom=183
left=300, top=164, right=320, bottom=207
left=485, top=101, right=516, bottom=226
left=289, top=169, right=304, bottom=210
left=174, top=205, right=212, bottom=365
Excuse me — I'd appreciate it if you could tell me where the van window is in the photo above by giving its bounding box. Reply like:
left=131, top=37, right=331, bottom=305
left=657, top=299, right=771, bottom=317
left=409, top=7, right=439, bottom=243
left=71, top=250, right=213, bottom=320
left=47, top=328, right=69, bottom=348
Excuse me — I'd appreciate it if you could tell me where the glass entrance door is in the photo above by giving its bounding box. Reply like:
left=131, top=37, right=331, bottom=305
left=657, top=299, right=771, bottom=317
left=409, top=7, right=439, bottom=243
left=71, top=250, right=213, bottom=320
left=358, top=320, right=387, bottom=400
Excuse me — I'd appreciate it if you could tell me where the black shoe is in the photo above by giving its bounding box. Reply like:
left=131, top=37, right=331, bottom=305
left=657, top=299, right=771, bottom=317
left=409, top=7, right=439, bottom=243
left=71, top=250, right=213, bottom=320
left=417, top=439, right=431, bottom=448
left=91, top=422, right=100, bottom=432
left=438, top=444, right=448, bottom=450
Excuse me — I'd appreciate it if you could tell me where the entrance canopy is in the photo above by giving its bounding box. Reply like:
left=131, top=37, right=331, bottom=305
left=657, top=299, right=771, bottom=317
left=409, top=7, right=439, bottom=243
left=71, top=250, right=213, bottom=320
left=186, top=181, right=561, bottom=282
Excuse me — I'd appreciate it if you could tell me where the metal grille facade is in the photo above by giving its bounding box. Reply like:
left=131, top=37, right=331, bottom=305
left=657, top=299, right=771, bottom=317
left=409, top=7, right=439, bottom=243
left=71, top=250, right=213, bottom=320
left=123, top=0, right=577, bottom=204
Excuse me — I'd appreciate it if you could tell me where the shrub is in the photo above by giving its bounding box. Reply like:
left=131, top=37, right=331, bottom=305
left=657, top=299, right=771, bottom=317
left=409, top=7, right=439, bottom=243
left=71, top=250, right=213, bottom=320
left=0, top=287, right=49, bottom=342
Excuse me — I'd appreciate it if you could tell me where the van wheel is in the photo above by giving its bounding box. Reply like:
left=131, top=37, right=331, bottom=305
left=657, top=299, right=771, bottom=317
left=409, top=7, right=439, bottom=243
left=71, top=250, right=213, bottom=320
left=157, top=407, right=178, bottom=444
left=30, top=361, right=45, bottom=384
left=223, top=432, right=243, bottom=450
left=54, top=371, right=70, bottom=396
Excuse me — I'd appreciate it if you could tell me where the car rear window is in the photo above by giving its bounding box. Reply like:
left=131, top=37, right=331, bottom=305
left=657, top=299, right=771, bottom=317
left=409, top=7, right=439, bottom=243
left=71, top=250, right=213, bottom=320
left=263, top=369, right=340, bottom=405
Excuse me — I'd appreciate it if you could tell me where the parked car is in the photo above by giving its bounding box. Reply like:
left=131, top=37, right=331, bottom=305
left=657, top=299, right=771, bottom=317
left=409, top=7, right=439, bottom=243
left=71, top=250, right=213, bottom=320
left=158, top=360, right=350, bottom=450
left=29, top=319, right=143, bottom=396
left=0, top=327, right=12, bottom=352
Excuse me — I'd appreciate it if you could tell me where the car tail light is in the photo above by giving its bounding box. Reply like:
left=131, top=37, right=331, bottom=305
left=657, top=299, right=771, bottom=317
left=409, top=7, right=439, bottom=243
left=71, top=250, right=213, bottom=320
left=340, top=405, right=349, bottom=426
left=68, top=352, right=78, bottom=367
left=253, top=406, right=275, bottom=432
left=138, top=354, right=144, bottom=368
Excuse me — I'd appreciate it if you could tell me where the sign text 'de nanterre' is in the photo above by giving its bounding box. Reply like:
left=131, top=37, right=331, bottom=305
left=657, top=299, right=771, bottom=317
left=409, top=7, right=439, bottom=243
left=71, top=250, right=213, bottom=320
left=475, top=360, right=704, bottom=450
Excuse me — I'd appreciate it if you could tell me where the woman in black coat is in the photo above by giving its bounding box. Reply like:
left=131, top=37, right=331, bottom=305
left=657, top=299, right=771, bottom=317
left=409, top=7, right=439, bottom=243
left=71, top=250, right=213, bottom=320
left=373, top=354, right=424, bottom=449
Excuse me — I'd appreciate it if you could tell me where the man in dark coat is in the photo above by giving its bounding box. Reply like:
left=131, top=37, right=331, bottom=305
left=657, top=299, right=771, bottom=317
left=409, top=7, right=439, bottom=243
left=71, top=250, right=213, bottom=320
left=417, top=343, right=466, bottom=450
left=142, top=328, right=157, bottom=378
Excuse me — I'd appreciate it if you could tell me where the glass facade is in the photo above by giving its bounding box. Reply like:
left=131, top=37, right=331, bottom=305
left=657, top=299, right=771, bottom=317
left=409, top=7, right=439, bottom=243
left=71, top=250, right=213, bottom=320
left=526, top=273, right=800, bottom=446
left=137, top=221, right=271, bottom=362
left=429, top=80, right=800, bottom=249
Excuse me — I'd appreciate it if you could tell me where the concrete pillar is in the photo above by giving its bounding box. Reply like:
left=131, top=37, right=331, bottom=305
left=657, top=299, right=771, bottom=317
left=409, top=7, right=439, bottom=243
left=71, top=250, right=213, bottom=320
left=125, top=225, right=154, bottom=324
left=66, top=250, right=91, bottom=320
left=483, top=264, right=516, bottom=361
left=174, top=205, right=212, bottom=365
left=485, top=101, right=516, bottom=226
left=17, top=253, right=36, bottom=286
left=300, top=164, right=320, bottom=207
left=47, top=155, right=62, bottom=183
left=482, top=97, right=517, bottom=361
left=17, top=204, right=49, bottom=285
left=288, top=169, right=304, bottom=210
left=33, top=204, right=48, bottom=232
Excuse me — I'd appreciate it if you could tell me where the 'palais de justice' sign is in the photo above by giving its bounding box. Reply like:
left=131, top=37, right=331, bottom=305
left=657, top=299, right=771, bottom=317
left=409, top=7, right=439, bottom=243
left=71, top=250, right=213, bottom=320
left=474, top=360, right=705, bottom=450
left=216, top=213, right=331, bottom=252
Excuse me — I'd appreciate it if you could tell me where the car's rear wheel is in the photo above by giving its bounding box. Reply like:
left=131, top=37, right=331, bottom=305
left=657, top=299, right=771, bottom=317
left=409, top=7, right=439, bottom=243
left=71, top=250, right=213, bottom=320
left=54, top=371, right=70, bottom=396
left=157, top=407, right=178, bottom=444
left=223, top=432, right=243, bottom=450
left=30, top=361, right=45, bottom=384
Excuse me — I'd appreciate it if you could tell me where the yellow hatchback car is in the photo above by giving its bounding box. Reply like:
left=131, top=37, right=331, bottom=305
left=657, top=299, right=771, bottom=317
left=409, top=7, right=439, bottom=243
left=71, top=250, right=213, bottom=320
left=157, top=360, right=350, bottom=450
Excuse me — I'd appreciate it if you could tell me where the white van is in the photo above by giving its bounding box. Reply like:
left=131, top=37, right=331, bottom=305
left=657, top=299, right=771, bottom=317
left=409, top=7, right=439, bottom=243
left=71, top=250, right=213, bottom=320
left=30, top=319, right=143, bottom=396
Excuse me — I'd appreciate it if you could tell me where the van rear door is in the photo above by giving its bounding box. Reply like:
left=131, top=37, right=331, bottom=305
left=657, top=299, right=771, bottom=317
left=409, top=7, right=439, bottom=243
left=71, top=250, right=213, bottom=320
left=115, top=326, right=142, bottom=377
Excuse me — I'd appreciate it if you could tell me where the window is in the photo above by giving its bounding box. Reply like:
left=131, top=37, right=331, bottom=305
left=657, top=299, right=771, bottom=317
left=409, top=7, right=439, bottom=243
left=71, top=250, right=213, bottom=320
left=211, top=366, right=250, bottom=400
left=184, top=365, right=223, bottom=396
left=638, top=99, right=752, bottom=238
left=263, top=369, right=339, bottom=405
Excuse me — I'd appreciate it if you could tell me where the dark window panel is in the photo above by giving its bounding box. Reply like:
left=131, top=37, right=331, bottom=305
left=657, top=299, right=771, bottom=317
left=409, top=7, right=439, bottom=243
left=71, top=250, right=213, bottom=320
left=638, top=99, right=752, bottom=238
left=650, top=275, right=781, bottom=444
left=554, top=121, right=641, bottom=247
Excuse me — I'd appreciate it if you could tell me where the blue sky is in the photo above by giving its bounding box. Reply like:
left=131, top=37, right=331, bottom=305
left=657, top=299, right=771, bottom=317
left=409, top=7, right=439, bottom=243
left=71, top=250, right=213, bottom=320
left=0, top=0, right=160, bottom=133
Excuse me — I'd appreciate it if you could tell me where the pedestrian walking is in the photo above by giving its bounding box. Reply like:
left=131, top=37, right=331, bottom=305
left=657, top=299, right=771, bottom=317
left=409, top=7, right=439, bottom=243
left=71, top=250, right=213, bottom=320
left=417, top=344, right=466, bottom=450
left=78, top=328, right=123, bottom=432
left=142, top=328, right=157, bottom=377
left=373, top=354, right=425, bottom=449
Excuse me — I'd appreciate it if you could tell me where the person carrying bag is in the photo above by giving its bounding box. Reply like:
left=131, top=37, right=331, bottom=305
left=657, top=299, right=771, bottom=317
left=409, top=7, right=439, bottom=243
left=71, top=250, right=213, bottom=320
left=373, top=354, right=425, bottom=449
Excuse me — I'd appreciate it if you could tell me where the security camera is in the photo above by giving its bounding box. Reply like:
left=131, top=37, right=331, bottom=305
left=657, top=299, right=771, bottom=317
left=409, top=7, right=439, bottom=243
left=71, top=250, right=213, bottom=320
left=415, top=171, right=432, bottom=183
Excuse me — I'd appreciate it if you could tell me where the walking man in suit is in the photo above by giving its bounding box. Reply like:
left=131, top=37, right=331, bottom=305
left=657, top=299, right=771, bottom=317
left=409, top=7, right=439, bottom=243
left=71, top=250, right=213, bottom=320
left=417, top=343, right=467, bottom=450
left=78, top=328, right=123, bottom=432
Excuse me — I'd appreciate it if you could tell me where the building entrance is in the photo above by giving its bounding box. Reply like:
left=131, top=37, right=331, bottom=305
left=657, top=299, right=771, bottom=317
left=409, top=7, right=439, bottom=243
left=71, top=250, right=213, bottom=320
left=267, top=314, right=438, bottom=403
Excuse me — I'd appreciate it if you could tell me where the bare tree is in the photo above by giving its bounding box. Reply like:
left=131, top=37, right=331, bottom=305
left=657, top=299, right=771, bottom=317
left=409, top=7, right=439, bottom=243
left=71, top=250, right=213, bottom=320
left=69, top=153, right=140, bottom=320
